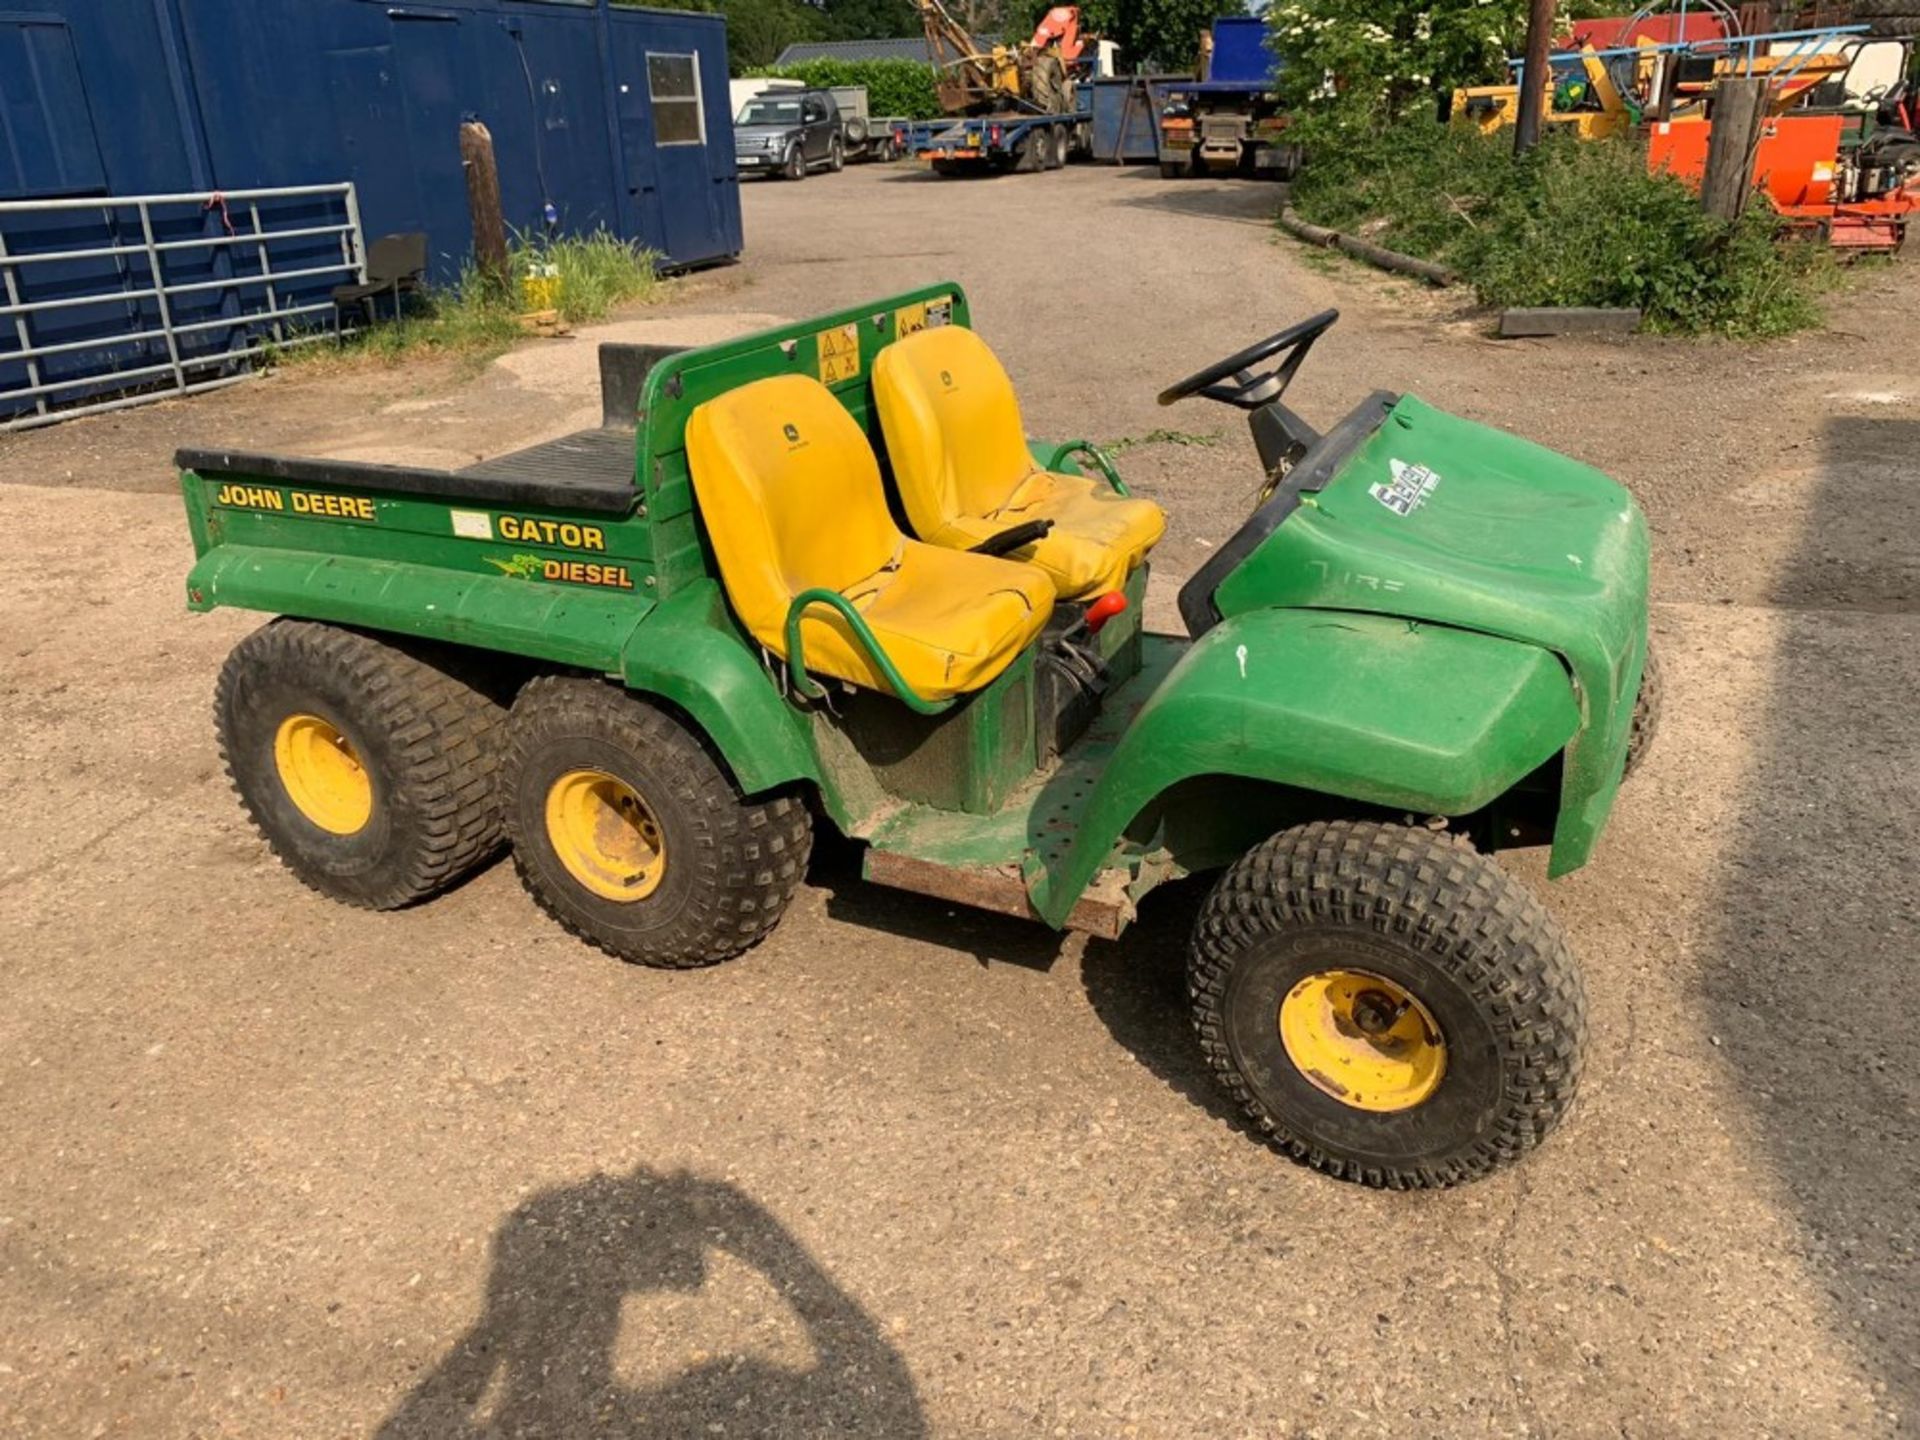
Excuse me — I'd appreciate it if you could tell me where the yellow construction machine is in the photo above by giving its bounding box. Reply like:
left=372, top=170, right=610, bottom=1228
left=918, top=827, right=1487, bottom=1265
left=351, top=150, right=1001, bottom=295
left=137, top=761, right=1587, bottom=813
left=917, top=0, right=1084, bottom=114
left=1452, top=45, right=1639, bottom=139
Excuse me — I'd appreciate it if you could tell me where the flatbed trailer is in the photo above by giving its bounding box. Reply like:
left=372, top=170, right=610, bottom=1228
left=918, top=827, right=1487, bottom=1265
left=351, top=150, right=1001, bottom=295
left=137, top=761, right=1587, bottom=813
left=894, top=110, right=1087, bottom=174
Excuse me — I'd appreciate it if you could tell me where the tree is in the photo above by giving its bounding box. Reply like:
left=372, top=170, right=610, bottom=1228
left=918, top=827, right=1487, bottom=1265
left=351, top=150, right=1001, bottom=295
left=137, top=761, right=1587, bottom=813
left=820, top=0, right=920, bottom=42
left=616, top=0, right=823, bottom=74
left=1022, top=0, right=1237, bottom=76
left=1266, top=0, right=1529, bottom=132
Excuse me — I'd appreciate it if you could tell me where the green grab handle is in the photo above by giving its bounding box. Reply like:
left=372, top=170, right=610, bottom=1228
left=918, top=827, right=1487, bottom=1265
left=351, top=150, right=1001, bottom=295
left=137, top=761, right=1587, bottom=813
left=783, top=588, right=955, bottom=716
left=1047, top=440, right=1129, bottom=496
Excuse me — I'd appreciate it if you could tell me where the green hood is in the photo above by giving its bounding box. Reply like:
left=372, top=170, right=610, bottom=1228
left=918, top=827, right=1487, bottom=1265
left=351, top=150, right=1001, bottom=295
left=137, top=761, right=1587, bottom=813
left=1213, top=394, right=1650, bottom=873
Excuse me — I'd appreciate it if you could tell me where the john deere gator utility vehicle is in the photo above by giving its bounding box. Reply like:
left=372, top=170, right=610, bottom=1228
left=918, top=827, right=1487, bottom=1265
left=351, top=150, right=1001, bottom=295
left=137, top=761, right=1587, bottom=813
left=179, top=284, right=1654, bottom=1189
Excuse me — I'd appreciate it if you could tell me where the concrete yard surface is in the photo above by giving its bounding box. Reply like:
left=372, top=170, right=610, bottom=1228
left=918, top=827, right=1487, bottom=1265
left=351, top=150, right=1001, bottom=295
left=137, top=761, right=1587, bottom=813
left=1, top=163, right=1916, bottom=1438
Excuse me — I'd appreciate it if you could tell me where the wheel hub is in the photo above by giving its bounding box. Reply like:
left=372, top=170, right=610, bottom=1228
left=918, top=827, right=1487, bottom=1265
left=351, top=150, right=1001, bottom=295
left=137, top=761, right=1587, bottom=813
left=274, top=713, right=372, bottom=835
left=1278, top=969, right=1446, bottom=1112
left=544, top=769, right=666, bottom=902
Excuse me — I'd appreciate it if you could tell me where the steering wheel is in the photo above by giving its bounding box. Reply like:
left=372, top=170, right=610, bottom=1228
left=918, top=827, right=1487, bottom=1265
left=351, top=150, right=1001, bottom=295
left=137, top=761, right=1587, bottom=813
left=1156, top=310, right=1339, bottom=411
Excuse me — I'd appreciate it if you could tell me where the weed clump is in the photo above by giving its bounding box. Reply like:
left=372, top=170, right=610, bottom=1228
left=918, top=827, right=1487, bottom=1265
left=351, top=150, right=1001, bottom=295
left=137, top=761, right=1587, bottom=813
left=1288, top=121, right=1839, bottom=337
left=282, top=229, right=661, bottom=371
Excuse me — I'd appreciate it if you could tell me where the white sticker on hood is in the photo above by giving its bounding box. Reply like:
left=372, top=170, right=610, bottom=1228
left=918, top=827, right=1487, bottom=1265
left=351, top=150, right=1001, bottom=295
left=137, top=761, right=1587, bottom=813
left=1371, top=459, right=1440, bottom=517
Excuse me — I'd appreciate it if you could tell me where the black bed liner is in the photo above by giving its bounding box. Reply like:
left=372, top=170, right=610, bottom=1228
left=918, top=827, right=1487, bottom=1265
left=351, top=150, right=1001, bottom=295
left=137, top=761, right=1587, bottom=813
left=175, top=342, right=683, bottom=518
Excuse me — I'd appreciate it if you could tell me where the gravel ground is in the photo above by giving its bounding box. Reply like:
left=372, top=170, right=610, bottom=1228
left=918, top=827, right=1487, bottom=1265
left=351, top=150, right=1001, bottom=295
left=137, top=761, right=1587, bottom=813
left=1, top=161, right=1915, bottom=1439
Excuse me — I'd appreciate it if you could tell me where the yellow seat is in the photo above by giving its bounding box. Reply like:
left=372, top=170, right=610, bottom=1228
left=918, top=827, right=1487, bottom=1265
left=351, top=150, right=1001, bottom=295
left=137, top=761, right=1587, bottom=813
left=872, top=326, right=1167, bottom=600
left=687, top=373, right=1053, bottom=704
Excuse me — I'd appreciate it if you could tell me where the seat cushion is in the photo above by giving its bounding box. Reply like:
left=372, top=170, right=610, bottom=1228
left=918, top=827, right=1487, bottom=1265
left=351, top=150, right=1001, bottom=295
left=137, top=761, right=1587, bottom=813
left=874, top=326, right=1165, bottom=600
left=688, top=373, right=1052, bottom=704
left=799, top=541, right=1054, bottom=702
left=931, top=470, right=1167, bottom=600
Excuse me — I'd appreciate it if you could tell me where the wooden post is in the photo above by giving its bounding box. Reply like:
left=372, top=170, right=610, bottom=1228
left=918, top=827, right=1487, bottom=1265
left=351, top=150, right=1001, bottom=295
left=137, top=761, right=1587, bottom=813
left=1513, top=0, right=1556, bottom=154
left=459, top=120, right=511, bottom=296
left=1701, top=77, right=1768, bottom=221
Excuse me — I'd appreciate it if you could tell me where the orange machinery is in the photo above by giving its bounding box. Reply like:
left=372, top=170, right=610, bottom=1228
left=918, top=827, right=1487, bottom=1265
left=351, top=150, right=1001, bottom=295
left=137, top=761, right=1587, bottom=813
left=1648, top=109, right=1920, bottom=249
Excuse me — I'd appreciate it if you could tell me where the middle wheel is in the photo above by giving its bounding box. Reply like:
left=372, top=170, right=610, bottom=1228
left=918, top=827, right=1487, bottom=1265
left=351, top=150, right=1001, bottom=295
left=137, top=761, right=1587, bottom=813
left=503, top=677, right=813, bottom=968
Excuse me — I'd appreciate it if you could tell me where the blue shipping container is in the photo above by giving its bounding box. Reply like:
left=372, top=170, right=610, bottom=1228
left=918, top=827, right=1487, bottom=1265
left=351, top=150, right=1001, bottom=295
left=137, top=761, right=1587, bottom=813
left=0, top=0, right=740, bottom=276
left=1, top=0, right=740, bottom=421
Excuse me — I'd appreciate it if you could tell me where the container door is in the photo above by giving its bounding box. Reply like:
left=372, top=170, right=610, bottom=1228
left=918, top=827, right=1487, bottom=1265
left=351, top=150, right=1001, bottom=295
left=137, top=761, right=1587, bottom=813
left=610, top=28, right=720, bottom=266
left=388, top=13, right=468, bottom=265
left=0, top=18, right=106, bottom=198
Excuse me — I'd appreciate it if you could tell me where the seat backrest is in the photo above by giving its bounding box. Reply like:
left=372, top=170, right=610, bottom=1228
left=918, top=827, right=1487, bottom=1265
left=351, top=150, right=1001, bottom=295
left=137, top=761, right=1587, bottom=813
left=366, top=232, right=428, bottom=284
left=872, top=326, right=1037, bottom=538
left=686, top=373, right=903, bottom=645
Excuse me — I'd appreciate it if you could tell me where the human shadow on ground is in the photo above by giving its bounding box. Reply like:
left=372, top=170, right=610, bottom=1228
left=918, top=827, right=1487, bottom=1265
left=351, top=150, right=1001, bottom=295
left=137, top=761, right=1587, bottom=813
left=1693, top=414, right=1920, bottom=1424
left=376, top=1166, right=926, bottom=1439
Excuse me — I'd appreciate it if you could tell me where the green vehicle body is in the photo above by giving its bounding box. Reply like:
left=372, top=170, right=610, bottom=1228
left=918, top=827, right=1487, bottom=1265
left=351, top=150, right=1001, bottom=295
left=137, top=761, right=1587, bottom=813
left=180, top=281, right=1647, bottom=934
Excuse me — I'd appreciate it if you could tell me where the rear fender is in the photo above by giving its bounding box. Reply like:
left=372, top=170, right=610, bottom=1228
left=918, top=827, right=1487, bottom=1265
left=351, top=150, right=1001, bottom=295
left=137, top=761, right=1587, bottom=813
left=619, top=581, right=820, bottom=799
left=1029, top=609, right=1581, bottom=926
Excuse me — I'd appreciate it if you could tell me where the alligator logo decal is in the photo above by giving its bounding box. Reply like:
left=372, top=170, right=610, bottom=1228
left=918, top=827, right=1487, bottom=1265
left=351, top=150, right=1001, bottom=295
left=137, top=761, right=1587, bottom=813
left=485, top=553, right=545, bottom=579
left=1371, top=459, right=1441, bottom=517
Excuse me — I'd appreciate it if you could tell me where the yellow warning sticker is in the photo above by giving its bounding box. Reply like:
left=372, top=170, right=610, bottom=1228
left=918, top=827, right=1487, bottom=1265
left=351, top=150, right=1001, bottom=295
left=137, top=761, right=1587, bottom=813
left=818, top=322, right=861, bottom=384
left=894, top=295, right=954, bottom=338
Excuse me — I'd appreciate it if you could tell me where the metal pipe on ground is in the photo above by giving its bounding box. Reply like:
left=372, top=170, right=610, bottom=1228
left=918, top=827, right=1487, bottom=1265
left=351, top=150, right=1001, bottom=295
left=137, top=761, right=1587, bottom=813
left=1278, top=209, right=1458, bottom=287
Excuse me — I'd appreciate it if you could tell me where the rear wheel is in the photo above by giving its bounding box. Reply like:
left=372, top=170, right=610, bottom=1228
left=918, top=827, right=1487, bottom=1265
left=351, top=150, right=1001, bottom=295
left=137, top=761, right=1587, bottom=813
left=828, top=134, right=845, bottom=172
left=216, top=620, right=507, bottom=910
left=1189, top=820, right=1587, bottom=1188
left=503, top=677, right=812, bottom=968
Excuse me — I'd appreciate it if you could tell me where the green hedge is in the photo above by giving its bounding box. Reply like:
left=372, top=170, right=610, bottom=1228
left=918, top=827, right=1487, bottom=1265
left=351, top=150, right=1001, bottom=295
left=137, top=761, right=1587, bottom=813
left=744, top=59, right=942, bottom=120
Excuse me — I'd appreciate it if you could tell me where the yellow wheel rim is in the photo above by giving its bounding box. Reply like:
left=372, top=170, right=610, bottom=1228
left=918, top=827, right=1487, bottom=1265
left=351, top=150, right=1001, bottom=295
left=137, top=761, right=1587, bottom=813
left=273, top=713, right=373, bottom=835
left=544, top=769, right=666, bottom=903
left=1278, top=969, right=1446, bottom=1113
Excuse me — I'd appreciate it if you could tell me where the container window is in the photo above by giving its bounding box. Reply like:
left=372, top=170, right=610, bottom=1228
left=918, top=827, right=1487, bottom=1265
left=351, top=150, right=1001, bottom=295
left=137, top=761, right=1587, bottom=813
left=647, top=53, right=704, bottom=146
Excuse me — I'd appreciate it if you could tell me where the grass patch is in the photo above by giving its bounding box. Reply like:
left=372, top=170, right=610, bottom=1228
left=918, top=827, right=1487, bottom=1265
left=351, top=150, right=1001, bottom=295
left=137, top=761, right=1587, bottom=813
left=1288, top=120, right=1843, bottom=338
left=276, top=229, right=662, bottom=372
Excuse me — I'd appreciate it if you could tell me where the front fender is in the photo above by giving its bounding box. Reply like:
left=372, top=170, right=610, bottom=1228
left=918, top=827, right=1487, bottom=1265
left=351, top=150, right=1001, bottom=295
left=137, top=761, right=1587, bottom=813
left=1030, top=610, right=1580, bottom=926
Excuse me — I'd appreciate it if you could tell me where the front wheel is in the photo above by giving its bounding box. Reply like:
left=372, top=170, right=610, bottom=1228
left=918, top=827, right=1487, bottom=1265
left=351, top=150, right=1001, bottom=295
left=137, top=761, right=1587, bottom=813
left=782, top=142, right=805, bottom=181
left=1188, top=820, right=1587, bottom=1188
